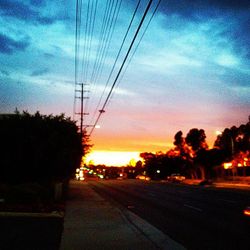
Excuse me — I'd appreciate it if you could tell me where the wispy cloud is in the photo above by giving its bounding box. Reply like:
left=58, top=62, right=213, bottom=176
left=43, top=52, right=55, bottom=59
left=30, top=68, right=49, bottom=76
left=0, top=33, right=29, bottom=54
left=0, top=69, right=9, bottom=76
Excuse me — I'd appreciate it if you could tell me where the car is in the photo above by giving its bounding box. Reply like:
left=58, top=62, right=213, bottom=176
left=136, top=175, right=151, bottom=181
left=243, top=206, right=250, bottom=216
left=75, top=168, right=85, bottom=181
left=167, top=173, right=185, bottom=182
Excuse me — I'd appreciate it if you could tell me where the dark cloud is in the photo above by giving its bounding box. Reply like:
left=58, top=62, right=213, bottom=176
left=30, top=68, right=49, bottom=76
left=159, top=0, right=250, bottom=19
left=229, top=16, right=250, bottom=58
left=0, top=33, right=29, bottom=54
left=30, top=0, right=46, bottom=7
left=0, top=0, right=66, bottom=25
left=206, top=0, right=250, bottom=10
left=157, top=0, right=250, bottom=60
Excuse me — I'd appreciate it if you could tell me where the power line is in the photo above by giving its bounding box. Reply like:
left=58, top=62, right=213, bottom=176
left=108, top=0, right=162, bottom=107
left=90, top=0, right=142, bottom=125
left=74, top=0, right=161, bottom=137
left=89, top=0, right=116, bottom=83
left=85, top=0, right=98, bottom=83
left=73, top=0, right=83, bottom=120
left=86, top=0, right=123, bottom=122
left=80, top=0, right=90, bottom=82
left=89, top=0, right=154, bottom=136
left=86, top=0, right=116, bottom=110
left=82, top=0, right=99, bottom=115
left=91, top=0, right=122, bottom=85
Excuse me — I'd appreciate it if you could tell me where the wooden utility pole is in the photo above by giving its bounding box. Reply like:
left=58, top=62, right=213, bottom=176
left=75, top=83, right=89, bottom=143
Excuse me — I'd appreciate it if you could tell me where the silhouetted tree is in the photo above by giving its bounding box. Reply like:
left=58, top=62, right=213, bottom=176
left=214, top=116, right=250, bottom=177
left=185, top=128, right=208, bottom=179
left=186, top=128, right=208, bottom=152
left=0, top=111, right=89, bottom=184
left=174, top=131, right=184, bottom=149
left=140, top=152, right=157, bottom=177
left=215, top=117, right=250, bottom=156
left=140, top=117, right=250, bottom=180
left=195, top=148, right=226, bottom=179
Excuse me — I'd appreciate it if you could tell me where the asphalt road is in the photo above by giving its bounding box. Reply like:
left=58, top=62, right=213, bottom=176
left=89, top=179, right=250, bottom=250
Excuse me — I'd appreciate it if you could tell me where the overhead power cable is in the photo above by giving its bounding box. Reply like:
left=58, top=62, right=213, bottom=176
left=85, top=0, right=122, bottom=118
left=90, top=0, right=122, bottom=85
left=89, top=0, right=154, bottom=136
left=73, top=0, right=83, bottom=119
left=80, top=0, right=90, bottom=82
left=88, top=0, right=111, bottom=84
left=89, top=0, right=116, bottom=83
left=90, top=0, right=142, bottom=125
left=85, top=0, right=98, bottom=83
left=108, top=0, right=162, bottom=107
left=81, top=0, right=99, bottom=115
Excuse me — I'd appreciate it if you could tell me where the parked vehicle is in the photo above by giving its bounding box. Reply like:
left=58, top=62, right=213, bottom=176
left=243, top=206, right=250, bottom=216
left=136, top=175, right=151, bottom=181
left=167, top=173, right=185, bottom=182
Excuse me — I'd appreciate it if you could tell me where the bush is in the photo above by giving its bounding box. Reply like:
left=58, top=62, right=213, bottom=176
left=0, top=112, right=84, bottom=184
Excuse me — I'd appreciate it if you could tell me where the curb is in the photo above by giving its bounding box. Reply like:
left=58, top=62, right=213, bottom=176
left=120, top=207, right=186, bottom=250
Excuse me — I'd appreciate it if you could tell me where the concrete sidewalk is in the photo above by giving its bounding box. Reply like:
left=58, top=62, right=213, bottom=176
left=60, top=180, right=185, bottom=250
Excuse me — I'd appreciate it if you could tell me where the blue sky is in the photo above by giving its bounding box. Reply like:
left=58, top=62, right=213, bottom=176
left=1, top=0, right=250, bottom=154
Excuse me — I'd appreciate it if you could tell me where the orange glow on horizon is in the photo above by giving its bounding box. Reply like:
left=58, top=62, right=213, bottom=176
left=91, top=130, right=215, bottom=154
left=86, top=128, right=219, bottom=167
left=85, top=151, right=142, bottom=167
left=85, top=136, right=216, bottom=167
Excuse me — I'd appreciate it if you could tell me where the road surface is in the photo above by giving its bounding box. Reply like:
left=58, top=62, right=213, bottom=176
left=89, top=179, right=250, bottom=250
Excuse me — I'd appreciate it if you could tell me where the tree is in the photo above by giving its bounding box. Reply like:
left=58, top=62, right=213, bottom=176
left=0, top=111, right=89, bottom=183
left=173, top=130, right=191, bottom=160
left=214, top=117, right=250, bottom=177
left=140, top=152, right=156, bottom=177
left=185, top=128, right=208, bottom=179
left=186, top=128, right=208, bottom=153
left=214, top=117, right=250, bottom=158
left=174, top=131, right=184, bottom=149
left=195, top=148, right=226, bottom=179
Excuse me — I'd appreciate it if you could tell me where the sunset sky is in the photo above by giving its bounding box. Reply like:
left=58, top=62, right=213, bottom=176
left=1, top=0, right=250, bottom=166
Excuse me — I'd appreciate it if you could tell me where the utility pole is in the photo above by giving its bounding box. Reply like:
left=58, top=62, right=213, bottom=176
left=74, top=83, right=89, bottom=143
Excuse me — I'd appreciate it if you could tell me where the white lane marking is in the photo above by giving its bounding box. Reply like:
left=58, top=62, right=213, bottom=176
left=184, top=204, right=202, bottom=212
